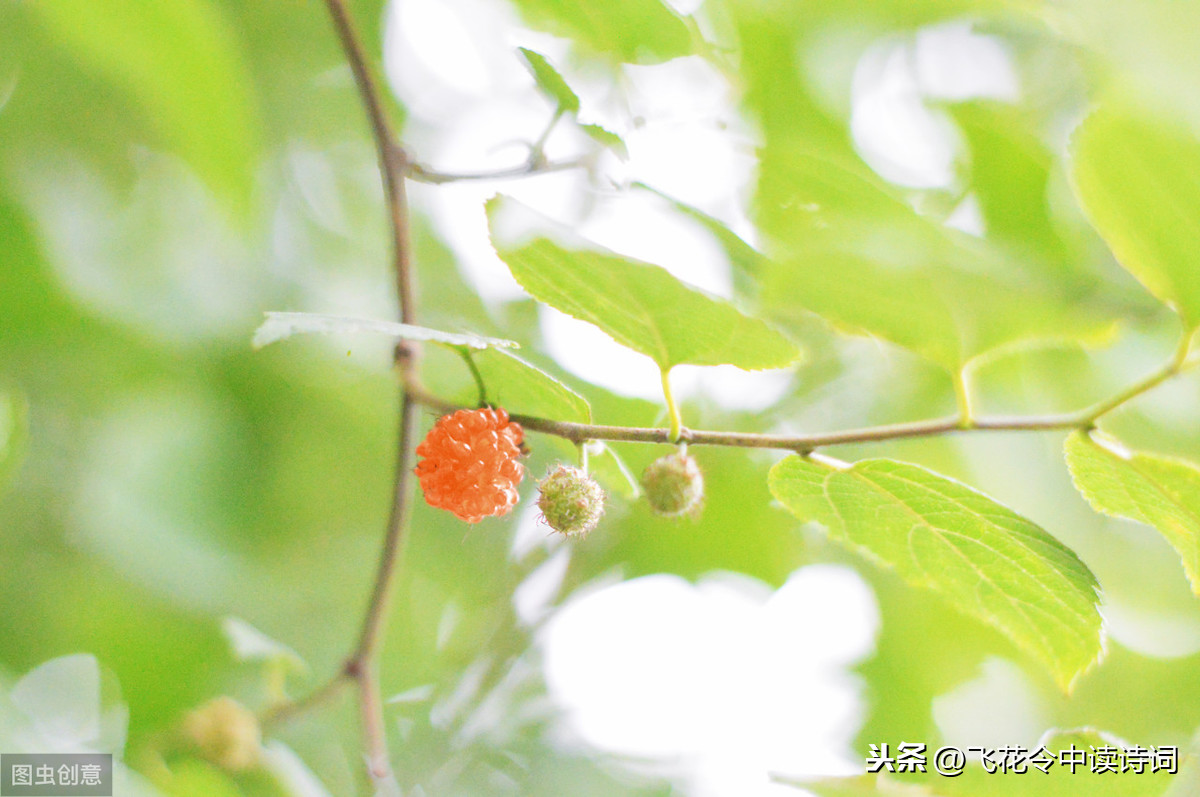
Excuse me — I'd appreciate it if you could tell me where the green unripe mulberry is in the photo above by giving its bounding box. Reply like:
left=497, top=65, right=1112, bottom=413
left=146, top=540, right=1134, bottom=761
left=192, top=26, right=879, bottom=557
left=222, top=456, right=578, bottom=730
left=537, top=465, right=605, bottom=537
left=182, top=696, right=262, bottom=772
left=641, top=452, right=704, bottom=517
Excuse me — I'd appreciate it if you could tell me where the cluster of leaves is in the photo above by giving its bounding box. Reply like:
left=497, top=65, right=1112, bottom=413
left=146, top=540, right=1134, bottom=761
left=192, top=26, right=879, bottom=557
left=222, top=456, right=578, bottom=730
left=5, top=0, right=1200, bottom=795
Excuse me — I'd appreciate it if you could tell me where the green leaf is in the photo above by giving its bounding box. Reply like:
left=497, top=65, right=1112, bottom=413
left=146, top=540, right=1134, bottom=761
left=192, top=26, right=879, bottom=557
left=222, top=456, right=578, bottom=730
left=733, top=8, right=1112, bottom=369
left=488, top=197, right=800, bottom=371
left=769, top=456, right=1103, bottom=690
left=252, top=312, right=518, bottom=351
left=798, top=774, right=940, bottom=796
left=949, top=101, right=1072, bottom=271
left=507, top=0, right=693, bottom=64
left=580, top=122, right=628, bottom=159
left=1065, top=431, right=1200, bottom=595
left=1071, top=102, right=1200, bottom=329
left=25, top=0, right=260, bottom=215
left=518, top=48, right=580, bottom=114
left=756, top=148, right=1112, bottom=369
left=469, top=348, right=591, bottom=424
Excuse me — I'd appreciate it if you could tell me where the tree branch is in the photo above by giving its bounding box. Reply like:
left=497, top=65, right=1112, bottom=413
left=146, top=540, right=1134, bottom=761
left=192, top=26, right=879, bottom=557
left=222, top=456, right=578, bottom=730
left=403, top=336, right=1198, bottom=452
left=289, top=0, right=421, bottom=783
left=323, top=0, right=415, bottom=325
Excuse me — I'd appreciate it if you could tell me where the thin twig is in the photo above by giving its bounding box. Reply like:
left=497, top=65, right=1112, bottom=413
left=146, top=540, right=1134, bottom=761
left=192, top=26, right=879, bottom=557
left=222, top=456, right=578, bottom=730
left=407, top=156, right=589, bottom=185
left=1074, top=331, right=1194, bottom=425
left=260, top=673, right=351, bottom=729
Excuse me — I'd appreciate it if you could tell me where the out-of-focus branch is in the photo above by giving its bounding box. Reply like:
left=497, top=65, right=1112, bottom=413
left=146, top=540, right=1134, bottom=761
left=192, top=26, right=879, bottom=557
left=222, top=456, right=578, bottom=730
left=407, top=156, right=589, bottom=184
left=270, top=0, right=422, bottom=785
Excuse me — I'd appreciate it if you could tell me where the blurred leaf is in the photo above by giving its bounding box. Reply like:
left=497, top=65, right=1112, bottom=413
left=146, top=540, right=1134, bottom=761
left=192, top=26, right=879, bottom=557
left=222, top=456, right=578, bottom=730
left=488, top=198, right=800, bottom=371
left=5, top=654, right=130, bottom=755
left=579, top=122, right=628, bottom=159
left=800, top=774, right=940, bottom=796
left=1163, top=729, right=1200, bottom=797
left=0, top=391, right=28, bottom=491
left=260, top=740, right=335, bottom=797
left=507, top=0, right=692, bottom=63
left=9, top=654, right=104, bottom=744
left=160, top=760, right=242, bottom=797
left=220, top=617, right=306, bottom=673
left=1065, top=431, right=1200, bottom=595
left=769, top=456, right=1103, bottom=690
left=949, top=101, right=1071, bottom=271
left=733, top=6, right=1111, bottom=369
left=518, top=48, right=580, bottom=114
left=252, top=312, right=518, bottom=351
left=24, top=0, right=260, bottom=215
left=470, top=348, right=591, bottom=423
left=757, top=150, right=1112, bottom=369
left=1071, top=102, right=1200, bottom=329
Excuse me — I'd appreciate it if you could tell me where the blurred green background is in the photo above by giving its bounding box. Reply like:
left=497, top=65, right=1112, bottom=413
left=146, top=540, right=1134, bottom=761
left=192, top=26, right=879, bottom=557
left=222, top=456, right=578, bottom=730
left=3, top=0, right=1200, bottom=795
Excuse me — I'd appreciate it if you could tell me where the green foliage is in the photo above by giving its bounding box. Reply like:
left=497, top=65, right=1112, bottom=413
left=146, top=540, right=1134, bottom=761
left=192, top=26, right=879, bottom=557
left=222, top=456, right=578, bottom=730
left=489, top=197, right=800, bottom=371
left=755, top=149, right=1112, bottom=369
left=1071, top=103, right=1200, bottom=330
left=22, top=0, right=260, bottom=216
left=769, top=456, right=1103, bottom=689
left=1065, top=431, right=1200, bottom=594
left=578, top=123, right=628, bottom=159
left=0, top=391, right=27, bottom=492
left=518, top=48, right=580, bottom=114
left=949, top=102, right=1072, bottom=271
left=507, top=0, right=692, bottom=63
left=468, top=348, right=592, bottom=423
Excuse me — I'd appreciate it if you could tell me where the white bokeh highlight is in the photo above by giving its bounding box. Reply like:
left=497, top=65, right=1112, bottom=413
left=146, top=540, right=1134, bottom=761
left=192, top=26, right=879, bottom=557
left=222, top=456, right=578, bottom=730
left=850, top=20, right=1020, bottom=189
left=541, top=566, right=879, bottom=794
left=933, top=657, right=1049, bottom=753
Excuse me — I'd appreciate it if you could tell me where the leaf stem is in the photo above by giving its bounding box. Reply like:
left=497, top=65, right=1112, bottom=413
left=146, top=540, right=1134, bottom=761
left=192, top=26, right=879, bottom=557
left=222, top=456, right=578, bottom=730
left=953, top=367, right=974, bottom=428
left=529, top=108, right=566, bottom=166
left=1075, top=328, right=1194, bottom=426
left=660, top=367, right=683, bottom=443
left=459, top=348, right=489, bottom=406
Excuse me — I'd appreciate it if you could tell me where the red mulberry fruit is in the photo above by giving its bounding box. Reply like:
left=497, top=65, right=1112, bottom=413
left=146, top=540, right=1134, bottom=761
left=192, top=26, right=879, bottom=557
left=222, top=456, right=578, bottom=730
left=415, top=407, right=525, bottom=523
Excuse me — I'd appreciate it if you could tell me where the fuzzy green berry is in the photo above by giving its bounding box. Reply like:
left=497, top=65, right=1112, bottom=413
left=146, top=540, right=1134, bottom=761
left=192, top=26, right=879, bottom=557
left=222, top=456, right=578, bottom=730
left=537, top=465, right=605, bottom=537
left=641, top=452, right=704, bottom=518
left=182, top=696, right=262, bottom=772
